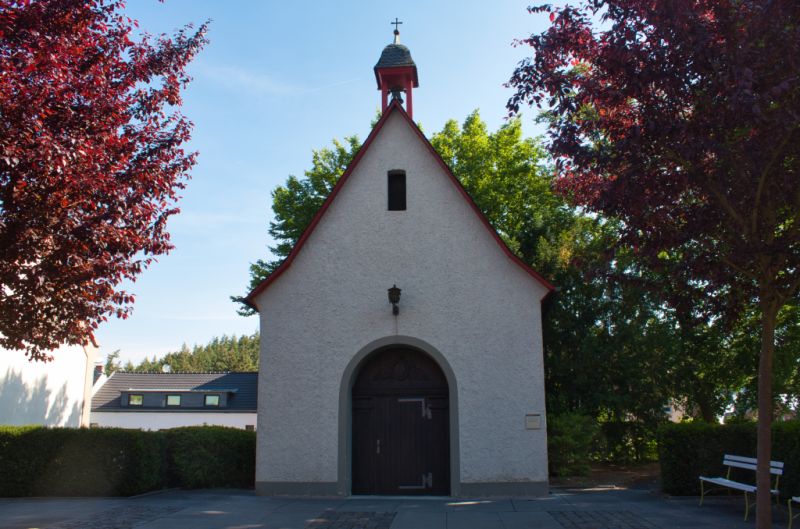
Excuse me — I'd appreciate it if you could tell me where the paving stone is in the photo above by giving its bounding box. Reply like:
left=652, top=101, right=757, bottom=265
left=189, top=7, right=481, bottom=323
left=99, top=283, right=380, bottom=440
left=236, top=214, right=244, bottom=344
left=547, top=510, right=661, bottom=529
left=335, top=500, right=402, bottom=512
left=499, top=510, right=562, bottom=529
left=512, top=496, right=570, bottom=511
left=275, top=500, right=346, bottom=513
left=303, top=510, right=395, bottom=529
left=446, top=510, right=504, bottom=529
left=389, top=511, right=446, bottom=529
left=446, top=499, right=514, bottom=512
left=0, top=488, right=791, bottom=529
left=51, top=505, right=182, bottom=529
left=394, top=500, right=450, bottom=512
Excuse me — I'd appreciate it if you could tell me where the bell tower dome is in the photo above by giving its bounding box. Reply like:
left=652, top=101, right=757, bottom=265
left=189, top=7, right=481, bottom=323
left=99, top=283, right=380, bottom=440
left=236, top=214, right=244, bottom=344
left=374, top=19, right=419, bottom=118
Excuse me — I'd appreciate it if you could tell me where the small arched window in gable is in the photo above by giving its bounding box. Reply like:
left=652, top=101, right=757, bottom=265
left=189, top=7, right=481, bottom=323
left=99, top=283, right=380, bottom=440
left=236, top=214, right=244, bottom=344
left=388, top=170, right=406, bottom=211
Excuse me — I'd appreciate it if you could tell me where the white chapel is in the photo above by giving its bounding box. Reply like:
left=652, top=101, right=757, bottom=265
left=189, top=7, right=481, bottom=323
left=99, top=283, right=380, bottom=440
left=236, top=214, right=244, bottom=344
left=245, top=29, right=553, bottom=497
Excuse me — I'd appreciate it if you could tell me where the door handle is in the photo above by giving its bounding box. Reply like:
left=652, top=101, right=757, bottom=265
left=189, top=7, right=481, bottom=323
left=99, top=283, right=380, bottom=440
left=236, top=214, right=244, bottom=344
left=376, top=439, right=381, bottom=454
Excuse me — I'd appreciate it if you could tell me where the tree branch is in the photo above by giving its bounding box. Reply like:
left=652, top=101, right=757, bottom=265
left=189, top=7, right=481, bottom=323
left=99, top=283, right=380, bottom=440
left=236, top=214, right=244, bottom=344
left=751, top=126, right=798, bottom=235
left=705, top=181, right=749, bottom=234
left=781, top=272, right=800, bottom=306
left=721, top=254, right=759, bottom=283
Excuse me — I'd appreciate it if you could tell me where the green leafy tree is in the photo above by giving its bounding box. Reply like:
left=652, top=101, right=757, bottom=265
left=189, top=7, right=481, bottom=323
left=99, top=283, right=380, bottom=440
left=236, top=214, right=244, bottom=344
left=104, top=349, right=121, bottom=376
left=726, top=301, right=800, bottom=418
left=125, top=334, right=260, bottom=373
left=508, top=3, right=800, bottom=521
left=430, top=111, right=572, bottom=273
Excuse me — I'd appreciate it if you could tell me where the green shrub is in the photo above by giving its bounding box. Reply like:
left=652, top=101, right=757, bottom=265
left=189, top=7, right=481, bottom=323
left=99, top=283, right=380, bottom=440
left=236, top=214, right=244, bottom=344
left=774, top=421, right=800, bottom=499
left=595, top=420, right=660, bottom=463
left=163, top=426, right=255, bottom=488
left=0, top=426, right=164, bottom=496
left=657, top=420, right=800, bottom=497
left=0, top=425, right=256, bottom=496
left=0, top=425, right=47, bottom=496
left=548, top=413, right=599, bottom=476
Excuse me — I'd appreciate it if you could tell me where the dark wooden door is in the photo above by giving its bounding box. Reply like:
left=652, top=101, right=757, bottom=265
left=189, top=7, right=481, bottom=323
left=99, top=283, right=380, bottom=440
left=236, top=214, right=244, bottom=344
left=352, top=349, right=450, bottom=495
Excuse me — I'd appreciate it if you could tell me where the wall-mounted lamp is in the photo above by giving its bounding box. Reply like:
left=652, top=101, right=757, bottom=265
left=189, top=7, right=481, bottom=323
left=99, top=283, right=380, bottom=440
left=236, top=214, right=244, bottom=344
left=388, top=284, right=401, bottom=315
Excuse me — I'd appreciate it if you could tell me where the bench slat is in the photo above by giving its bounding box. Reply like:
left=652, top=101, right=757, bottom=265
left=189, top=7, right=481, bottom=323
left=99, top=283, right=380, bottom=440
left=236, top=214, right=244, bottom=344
left=724, top=454, right=784, bottom=469
left=725, top=460, right=757, bottom=472
left=700, top=477, right=755, bottom=493
left=722, top=454, right=783, bottom=468
left=723, top=456, right=783, bottom=474
left=699, top=476, right=779, bottom=495
left=725, top=454, right=758, bottom=465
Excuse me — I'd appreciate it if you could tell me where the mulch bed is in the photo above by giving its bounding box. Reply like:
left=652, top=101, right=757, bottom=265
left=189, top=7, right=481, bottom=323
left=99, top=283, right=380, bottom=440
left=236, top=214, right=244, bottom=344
left=549, top=462, right=661, bottom=491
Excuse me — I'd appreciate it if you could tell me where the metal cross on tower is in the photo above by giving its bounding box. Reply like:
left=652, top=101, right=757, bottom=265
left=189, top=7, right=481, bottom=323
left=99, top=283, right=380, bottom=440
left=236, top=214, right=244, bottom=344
left=391, top=18, right=403, bottom=32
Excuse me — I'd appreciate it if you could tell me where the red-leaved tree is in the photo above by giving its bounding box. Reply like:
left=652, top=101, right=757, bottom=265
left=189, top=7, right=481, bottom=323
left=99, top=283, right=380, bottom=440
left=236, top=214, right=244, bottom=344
left=0, top=0, right=207, bottom=360
left=508, top=2, right=799, bottom=526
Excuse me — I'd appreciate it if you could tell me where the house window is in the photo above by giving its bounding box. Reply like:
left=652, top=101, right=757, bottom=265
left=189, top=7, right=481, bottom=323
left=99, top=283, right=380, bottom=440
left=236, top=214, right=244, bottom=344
left=388, top=170, right=406, bottom=210
left=166, top=395, right=181, bottom=406
left=205, top=394, right=220, bottom=407
left=245, top=425, right=255, bottom=432
left=128, top=394, right=143, bottom=406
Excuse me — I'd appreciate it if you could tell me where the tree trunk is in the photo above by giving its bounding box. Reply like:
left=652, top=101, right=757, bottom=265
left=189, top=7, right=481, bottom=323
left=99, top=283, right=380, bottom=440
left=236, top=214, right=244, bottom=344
left=697, top=394, right=716, bottom=423
left=756, top=296, right=778, bottom=529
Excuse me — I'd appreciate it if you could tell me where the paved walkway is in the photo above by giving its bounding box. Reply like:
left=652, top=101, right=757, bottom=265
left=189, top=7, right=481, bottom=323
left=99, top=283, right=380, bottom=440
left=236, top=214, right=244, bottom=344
left=0, top=487, right=794, bottom=529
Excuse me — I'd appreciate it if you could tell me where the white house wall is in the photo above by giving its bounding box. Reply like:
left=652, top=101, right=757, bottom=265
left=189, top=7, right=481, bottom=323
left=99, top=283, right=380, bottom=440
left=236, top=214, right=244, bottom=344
left=0, top=343, right=96, bottom=427
left=254, top=110, right=549, bottom=496
left=91, top=411, right=257, bottom=430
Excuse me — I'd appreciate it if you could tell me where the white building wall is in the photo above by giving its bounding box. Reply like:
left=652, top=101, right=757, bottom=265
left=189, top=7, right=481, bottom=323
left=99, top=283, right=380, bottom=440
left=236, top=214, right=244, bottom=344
left=91, top=411, right=257, bottom=430
left=254, top=110, right=549, bottom=495
left=0, top=343, right=97, bottom=427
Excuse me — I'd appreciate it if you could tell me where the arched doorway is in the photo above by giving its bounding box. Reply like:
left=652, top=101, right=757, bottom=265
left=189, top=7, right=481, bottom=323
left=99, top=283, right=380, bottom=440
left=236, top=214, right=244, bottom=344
left=351, top=347, right=450, bottom=495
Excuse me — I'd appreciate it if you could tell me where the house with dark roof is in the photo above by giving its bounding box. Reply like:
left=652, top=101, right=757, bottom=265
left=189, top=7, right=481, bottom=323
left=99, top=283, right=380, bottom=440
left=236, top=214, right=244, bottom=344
left=91, top=372, right=257, bottom=430
left=0, top=342, right=99, bottom=427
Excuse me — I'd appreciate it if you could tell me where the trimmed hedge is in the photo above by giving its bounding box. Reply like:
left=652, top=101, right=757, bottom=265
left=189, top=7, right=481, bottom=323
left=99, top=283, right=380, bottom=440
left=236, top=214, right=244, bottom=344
left=164, top=426, right=255, bottom=489
left=658, top=420, right=800, bottom=497
left=0, top=426, right=164, bottom=496
left=0, top=425, right=255, bottom=497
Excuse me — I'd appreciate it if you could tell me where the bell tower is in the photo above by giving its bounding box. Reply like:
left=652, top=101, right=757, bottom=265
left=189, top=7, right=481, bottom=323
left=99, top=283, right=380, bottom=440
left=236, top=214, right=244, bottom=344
left=374, top=19, right=419, bottom=118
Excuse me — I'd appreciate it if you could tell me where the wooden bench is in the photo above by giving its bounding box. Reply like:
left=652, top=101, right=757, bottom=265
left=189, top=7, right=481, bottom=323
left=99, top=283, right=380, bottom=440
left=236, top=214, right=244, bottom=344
left=699, top=454, right=783, bottom=521
left=789, top=497, right=800, bottom=529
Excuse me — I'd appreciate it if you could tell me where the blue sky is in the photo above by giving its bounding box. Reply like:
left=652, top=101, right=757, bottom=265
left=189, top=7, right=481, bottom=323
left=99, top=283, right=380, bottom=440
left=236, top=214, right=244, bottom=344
left=94, top=1, right=551, bottom=365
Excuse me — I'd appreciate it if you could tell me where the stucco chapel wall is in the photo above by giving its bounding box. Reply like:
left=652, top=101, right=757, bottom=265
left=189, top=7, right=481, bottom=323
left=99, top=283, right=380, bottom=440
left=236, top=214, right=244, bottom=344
left=255, top=111, right=549, bottom=496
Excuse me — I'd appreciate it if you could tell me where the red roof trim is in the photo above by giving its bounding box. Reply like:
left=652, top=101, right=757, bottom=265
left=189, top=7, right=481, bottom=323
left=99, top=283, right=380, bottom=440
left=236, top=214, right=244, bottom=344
left=245, top=101, right=555, bottom=309
left=244, top=103, right=400, bottom=308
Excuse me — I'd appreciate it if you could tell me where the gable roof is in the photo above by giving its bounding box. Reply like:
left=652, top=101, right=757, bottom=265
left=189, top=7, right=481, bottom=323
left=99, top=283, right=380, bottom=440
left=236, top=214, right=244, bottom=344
left=245, top=101, right=555, bottom=309
left=92, top=372, right=258, bottom=412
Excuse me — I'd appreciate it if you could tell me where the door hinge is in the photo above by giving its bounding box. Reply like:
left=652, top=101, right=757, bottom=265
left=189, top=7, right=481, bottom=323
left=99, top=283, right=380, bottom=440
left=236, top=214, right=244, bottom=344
left=398, top=397, right=432, bottom=419
left=398, top=472, right=434, bottom=490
